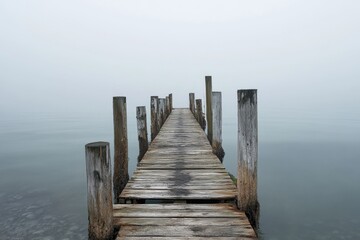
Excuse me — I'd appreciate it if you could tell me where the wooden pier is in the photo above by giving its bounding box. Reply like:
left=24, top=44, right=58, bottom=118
left=85, top=78, right=258, bottom=239
left=113, top=108, right=256, bottom=239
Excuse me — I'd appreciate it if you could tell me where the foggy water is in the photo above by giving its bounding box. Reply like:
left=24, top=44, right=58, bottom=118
left=0, top=112, right=359, bottom=239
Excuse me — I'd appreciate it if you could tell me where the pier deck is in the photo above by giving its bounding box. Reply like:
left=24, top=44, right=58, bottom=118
left=114, top=109, right=257, bottom=239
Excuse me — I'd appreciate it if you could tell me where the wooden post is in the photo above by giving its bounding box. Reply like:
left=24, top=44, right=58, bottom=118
left=237, top=89, right=259, bottom=229
left=212, top=92, right=225, bottom=161
left=189, top=93, right=195, bottom=115
left=158, top=98, right=166, bottom=128
left=113, top=97, right=129, bottom=204
left=195, top=99, right=205, bottom=130
left=205, top=76, right=213, bottom=144
left=136, top=106, right=149, bottom=162
left=165, top=96, right=170, bottom=118
left=85, top=142, right=113, bottom=240
left=169, top=93, right=173, bottom=112
left=150, top=96, right=159, bottom=141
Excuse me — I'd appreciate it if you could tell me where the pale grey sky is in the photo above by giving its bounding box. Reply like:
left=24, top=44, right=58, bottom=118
left=1, top=0, right=359, bottom=135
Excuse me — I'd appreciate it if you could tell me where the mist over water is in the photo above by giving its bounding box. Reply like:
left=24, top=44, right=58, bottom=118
left=0, top=108, right=359, bottom=239
left=1, top=0, right=360, bottom=239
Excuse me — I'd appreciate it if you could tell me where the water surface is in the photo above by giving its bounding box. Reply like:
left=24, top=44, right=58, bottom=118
left=0, top=111, right=359, bottom=239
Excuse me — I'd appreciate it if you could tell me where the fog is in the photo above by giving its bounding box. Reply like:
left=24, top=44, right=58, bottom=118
left=1, top=0, right=359, bottom=141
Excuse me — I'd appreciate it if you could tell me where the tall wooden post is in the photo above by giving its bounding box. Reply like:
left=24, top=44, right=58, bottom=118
left=136, top=106, right=149, bottom=162
left=212, top=92, right=225, bottom=161
left=165, top=96, right=170, bottom=118
left=158, top=98, right=166, bottom=128
left=237, top=89, right=259, bottom=229
left=205, top=76, right=213, bottom=144
left=169, top=93, right=173, bottom=112
left=189, top=93, right=195, bottom=115
left=150, top=96, right=159, bottom=141
left=195, top=99, right=205, bottom=130
left=85, top=142, right=113, bottom=240
left=113, top=97, right=129, bottom=204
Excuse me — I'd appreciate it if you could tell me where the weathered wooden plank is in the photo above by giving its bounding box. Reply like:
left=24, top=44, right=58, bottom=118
left=113, top=204, right=237, bottom=210
left=113, top=209, right=244, bottom=218
left=114, top=218, right=249, bottom=227
left=117, top=225, right=256, bottom=237
left=122, top=184, right=235, bottom=190
left=117, top=237, right=255, bottom=240
left=119, top=189, right=236, bottom=200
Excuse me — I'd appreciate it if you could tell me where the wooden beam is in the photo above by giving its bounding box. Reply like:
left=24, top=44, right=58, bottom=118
left=212, top=92, right=225, bottom=162
left=150, top=96, right=159, bottom=141
left=113, top=97, right=129, bottom=204
left=85, top=142, right=113, bottom=240
left=205, top=76, right=213, bottom=144
left=237, top=89, right=259, bottom=229
left=136, top=106, right=148, bottom=162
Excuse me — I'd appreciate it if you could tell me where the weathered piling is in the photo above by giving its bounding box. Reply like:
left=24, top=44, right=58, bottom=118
left=165, top=96, right=170, bottom=118
left=158, top=98, right=166, bottom=128
left=205, top=76, right=213, bottom=144
left=237, top=89, right=259, bottom=229
left=85, top=142, right=113, bottom=240
left=136, top=106, right=148, bottom=162
left=212, top=92, right=225, bottom=161
left=113, top=97, right=129, bottom=204
left=196, top=99, right=206, bottom=130
left=189, top=93, right=195, bottom=115
left=150, top=96, right=159, bottom=141
left=169, top=93, right=173, bottom=112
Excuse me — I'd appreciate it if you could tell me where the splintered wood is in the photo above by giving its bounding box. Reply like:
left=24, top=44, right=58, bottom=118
left=115, top=108, right=257, bottom=239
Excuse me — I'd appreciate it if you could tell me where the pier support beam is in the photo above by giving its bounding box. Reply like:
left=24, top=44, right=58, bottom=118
left=237, top=89, right=259, bottom=229
left=196, top=99, right=206, bottom=130
left=136, top=106, right=149, bottom=162
left=205, top=76, right=213, bottom=144
left=165, top=96, right=170, bottom=118
left=212, top=92, right=225, bottom=162
left=189, top=93, right=195, bottom=115
left=158, top=98, right=166, bottom=129
left=113, top=97, right=129, bottom=204
left=85, top=142, right=113, bottom=240
left=169, top=93, right=173, bottom=113
left=150, top=96, right=159, bottom=141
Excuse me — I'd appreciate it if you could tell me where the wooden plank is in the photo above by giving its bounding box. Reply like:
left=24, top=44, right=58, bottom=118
left=113, top=208, right=244, bottom=218
left=119, top=189, right=236, bottom=200
left=117, top=225, right=256, bottom=237
left=117, top=237, right=255, bottom=240
left=113, top=204, right=238, bottom=210
left=114, top=218, right=250, bottom=227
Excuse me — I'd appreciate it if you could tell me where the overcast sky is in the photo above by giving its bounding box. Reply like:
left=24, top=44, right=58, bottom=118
left=1, top=0, right=359, bottom=129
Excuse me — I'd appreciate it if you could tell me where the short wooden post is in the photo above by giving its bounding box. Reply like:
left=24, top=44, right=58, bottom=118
left=212, top=92, right=225, bottom=161
left=205, top=76, right=213, bottom=144
left=85, top=142, right=113, bottom=240
left=169, top=93, right=173, bottom=112
left=158, top=98, right=166, bottom=128
left=150, top=96, right=159, bottom=141
left=189, top=93, right=195, bottom=115
left=113, top=97, right=129, bottom=204
left=165, top=96, right=170, bottom=118
left=237, top=89, right=259, bottom=229
left=195, top=99, right=205, bottom=130
left=136, top=106, right=149, bottom=162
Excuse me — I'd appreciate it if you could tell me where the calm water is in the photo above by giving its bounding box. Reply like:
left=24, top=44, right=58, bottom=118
left=0, top=111, right=359, bottom=239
